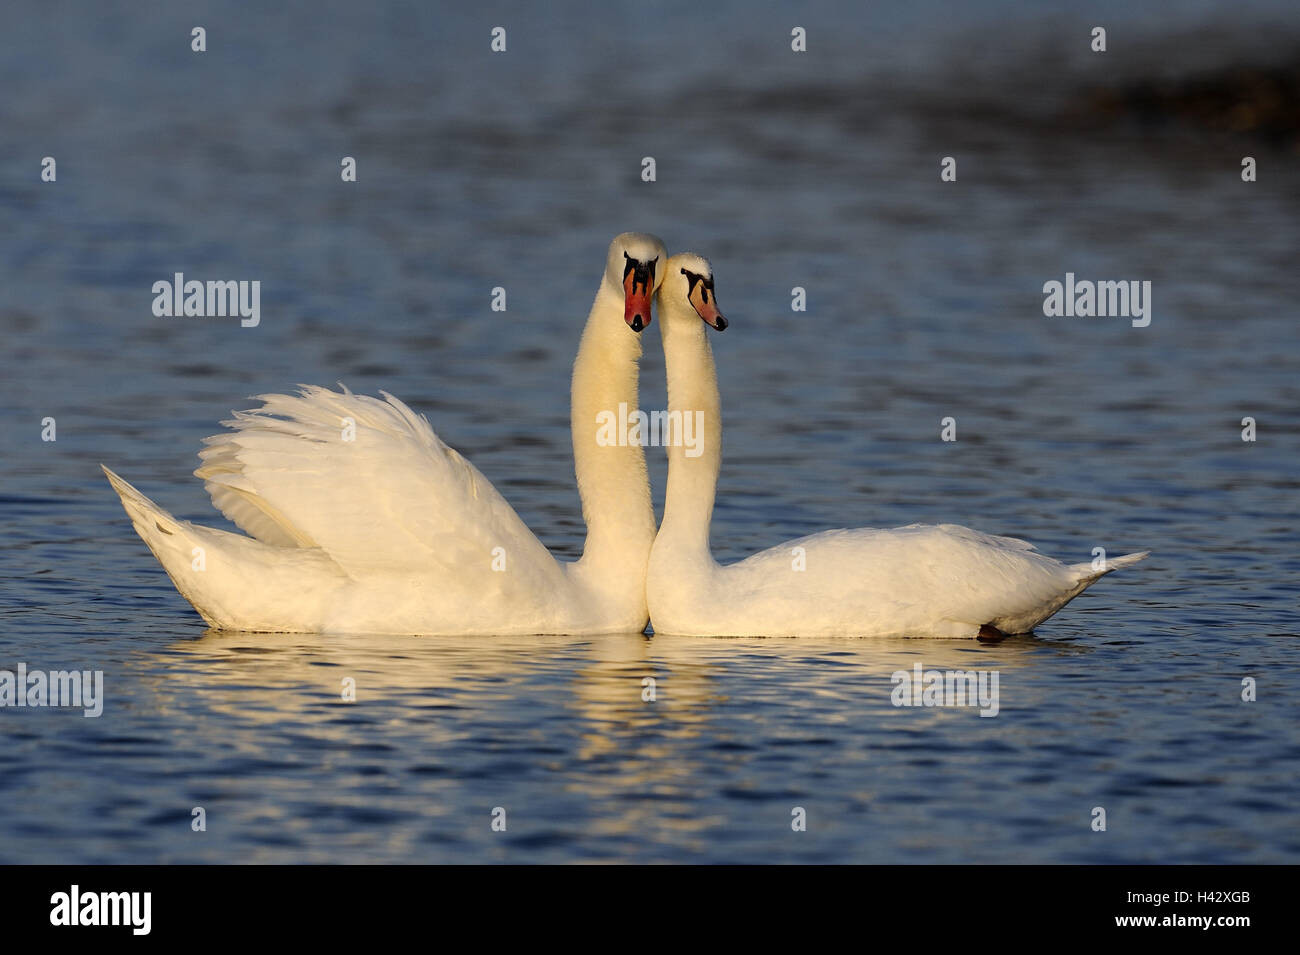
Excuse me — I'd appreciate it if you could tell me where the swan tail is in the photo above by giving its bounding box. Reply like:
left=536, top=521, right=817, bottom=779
left=102, top=465, right=186, bottom=548
left=1070, top=550, right=1150, bottom=586
left=103, top=464, right=223, bottom=620
left=103, top=464, right=348, bottom=631
left=988, top=550, right=1149, bottom=635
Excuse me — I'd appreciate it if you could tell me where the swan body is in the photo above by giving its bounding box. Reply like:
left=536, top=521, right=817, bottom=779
left=646, top=253, right=1148, bottom=638
left=105, top=233, right=668, bottom=635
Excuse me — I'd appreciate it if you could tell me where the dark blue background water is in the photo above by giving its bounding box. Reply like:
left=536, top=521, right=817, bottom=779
left=1, top=1, right=1297, bottom=862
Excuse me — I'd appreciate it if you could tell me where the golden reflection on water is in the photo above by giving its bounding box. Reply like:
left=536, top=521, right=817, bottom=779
left=161, top=628, right=1071, bottom=707
left=136, top=628, right=1082, bottom=855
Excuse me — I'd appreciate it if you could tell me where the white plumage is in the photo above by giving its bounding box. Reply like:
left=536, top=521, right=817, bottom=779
left=646, top=253, right=1148, bottom=638
left=104, top=233, right=668, bottom=635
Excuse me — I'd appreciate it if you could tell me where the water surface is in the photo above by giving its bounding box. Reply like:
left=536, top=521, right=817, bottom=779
left=1, top=0, right=1298, bottom=863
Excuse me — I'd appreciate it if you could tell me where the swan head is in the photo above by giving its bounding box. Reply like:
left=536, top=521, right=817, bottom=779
left=606, top=232, right=667, bottom=333
left=656, top=253, right=728, bottom=331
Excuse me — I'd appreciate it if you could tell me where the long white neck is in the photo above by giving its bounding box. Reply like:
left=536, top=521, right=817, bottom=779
left=568, top=282, right=657, bottom=618
left=656, top=309, right=722, bottom=562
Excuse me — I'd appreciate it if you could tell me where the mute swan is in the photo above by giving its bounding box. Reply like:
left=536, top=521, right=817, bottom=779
left=646, top=253, right=1148, bottom=638
left=103, top=232, right=668, bottom=635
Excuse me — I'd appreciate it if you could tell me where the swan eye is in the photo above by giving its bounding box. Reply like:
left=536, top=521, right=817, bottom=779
left=681, top=268, right=714, bottom=300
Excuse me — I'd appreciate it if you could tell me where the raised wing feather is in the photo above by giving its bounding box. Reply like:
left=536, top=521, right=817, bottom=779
left=194, top=385, right=559, bottom=586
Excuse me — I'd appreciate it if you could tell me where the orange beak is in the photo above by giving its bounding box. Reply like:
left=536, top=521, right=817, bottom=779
left=623, top=254, right=657, bottom=332
left=688, top=279, right=727, bottom=331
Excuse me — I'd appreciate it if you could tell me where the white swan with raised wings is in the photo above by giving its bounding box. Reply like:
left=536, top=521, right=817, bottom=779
left=104, top=233, right=667, bottom=635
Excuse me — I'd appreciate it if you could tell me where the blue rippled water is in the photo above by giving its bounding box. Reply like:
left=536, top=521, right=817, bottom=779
left=1, top=0, right=1297, bottom=862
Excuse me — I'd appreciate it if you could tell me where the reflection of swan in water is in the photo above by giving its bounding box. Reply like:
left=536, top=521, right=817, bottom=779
left=566, top=633, right=1072, bottom=846
left=154, top=629, right=1070, bottom=728
left=134, top=629, right=1079, bottom=859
